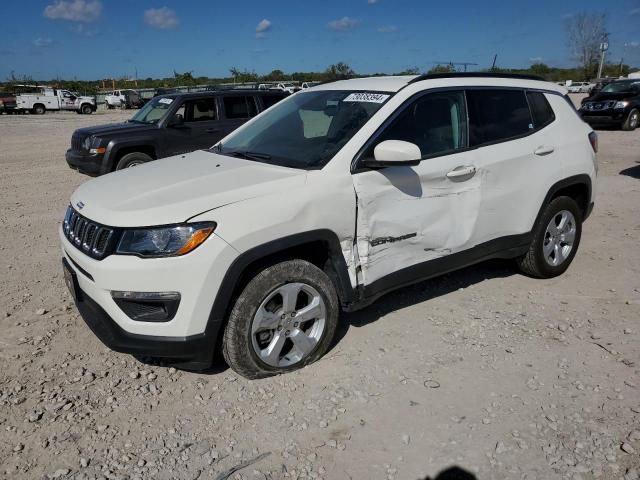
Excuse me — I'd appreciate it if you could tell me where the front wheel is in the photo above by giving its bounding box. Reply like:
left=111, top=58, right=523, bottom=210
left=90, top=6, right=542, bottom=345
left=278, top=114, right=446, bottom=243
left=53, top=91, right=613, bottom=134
left=622, top=108, right=639, bottom=131
left=115, top=151, right=152, bottom=170
left=517, top=196, right=582, bottom=278
left=222, top=259, right=339, bottom=379
left=81, top=104, right=93, bottom=115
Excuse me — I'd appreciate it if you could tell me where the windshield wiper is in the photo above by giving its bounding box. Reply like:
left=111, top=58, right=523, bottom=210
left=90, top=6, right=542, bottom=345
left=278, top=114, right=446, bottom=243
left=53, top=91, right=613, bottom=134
left=225, top=150, right=272, bottom=161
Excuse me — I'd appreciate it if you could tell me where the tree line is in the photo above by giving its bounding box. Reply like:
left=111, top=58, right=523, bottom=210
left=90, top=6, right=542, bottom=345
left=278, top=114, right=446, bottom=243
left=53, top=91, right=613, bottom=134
left=1, top=13, right=635, bottom=94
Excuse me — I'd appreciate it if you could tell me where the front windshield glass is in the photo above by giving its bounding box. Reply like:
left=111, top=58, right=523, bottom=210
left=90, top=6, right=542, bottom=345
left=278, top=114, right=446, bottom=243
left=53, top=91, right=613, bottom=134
left=601, top=81, right=639, bottom=93
left=215, top=90, right=391, bottom=169
left=131, top=96, right=174, bottom=124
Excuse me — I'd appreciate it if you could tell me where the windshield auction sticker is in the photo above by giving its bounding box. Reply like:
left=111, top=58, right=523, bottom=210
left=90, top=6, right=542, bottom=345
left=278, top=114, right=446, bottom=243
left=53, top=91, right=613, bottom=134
left=343, top=93, right=390, bottom=103
left=158, top=98, right=173, bottom=105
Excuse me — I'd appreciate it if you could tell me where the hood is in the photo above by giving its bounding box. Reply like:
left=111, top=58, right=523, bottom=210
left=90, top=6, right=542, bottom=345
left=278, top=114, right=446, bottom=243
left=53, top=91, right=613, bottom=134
left=75, top=122, right=155, bottom=138
left=70, top=150, right=307, bottom=227
left=587, top=91, right=635, bottom=102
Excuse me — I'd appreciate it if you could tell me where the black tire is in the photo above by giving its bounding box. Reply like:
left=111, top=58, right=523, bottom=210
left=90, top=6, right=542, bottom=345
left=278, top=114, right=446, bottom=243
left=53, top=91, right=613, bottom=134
left=517, top=196, right=582, bottom=278
left=622, top=108, right=639, bottom=131
left=107, top=104, right=114, bottom=110
left=115, top=152, right=152, bottom=170
left=222, top=259, right=339, bottom=379
left=81, top=104, right=92, bottom=115
left=32, top=104, right=45, bottom=115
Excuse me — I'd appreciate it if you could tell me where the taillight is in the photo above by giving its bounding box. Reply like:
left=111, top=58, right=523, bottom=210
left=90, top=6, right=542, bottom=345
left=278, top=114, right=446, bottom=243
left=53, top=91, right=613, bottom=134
left=588, top=131, right=598, bottom=153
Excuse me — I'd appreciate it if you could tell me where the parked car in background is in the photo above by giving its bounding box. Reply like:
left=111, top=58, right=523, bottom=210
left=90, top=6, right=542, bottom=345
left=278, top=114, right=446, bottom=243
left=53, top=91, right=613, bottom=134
left=0, top=92, right=17, bottom=114
left=301, top=81, right=321, bottom=89
left=105, top=89, right=144, bottom=109
left=580, top=79, right=640, bottom=130
left=60, top=73, right=597, bottom=378
left=16, top=88, right=96, bottom=114
left=567, top=82, right=593, bottom=93
left=274, top=82, right=301, bottom=94
left=66, top=90, right=288, bottom=175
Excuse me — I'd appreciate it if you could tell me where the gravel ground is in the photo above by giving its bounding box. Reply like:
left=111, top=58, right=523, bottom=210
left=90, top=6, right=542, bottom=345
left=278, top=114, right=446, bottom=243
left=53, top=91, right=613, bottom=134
left=0, top=100, right=639, bottom=480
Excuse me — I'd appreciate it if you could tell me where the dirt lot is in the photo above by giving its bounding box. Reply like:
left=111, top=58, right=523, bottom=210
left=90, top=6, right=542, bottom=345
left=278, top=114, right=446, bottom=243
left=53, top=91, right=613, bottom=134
left=0, top=100, right=639, bottom=480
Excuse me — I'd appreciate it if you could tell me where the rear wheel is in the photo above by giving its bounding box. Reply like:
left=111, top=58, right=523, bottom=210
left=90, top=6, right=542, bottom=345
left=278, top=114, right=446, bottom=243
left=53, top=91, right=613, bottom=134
left=115, top=152, right=152, bottom=170
left=32, top=104, right=45, bottom=115
left=222, top=259, right=339, bottom=379
left=81, top=104, right=92, bottom=115
left=622, top=108, right=639, bottom=131
left=517, top=196, right=582, bottom=278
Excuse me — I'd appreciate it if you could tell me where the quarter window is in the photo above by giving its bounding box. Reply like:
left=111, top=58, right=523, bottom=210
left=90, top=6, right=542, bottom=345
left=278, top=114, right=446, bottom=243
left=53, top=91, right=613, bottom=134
left=466, top=89, right=533, bottom=146
left=367, top=90, right=467, bottom=158
left=526, top=91, right=555, bottom=129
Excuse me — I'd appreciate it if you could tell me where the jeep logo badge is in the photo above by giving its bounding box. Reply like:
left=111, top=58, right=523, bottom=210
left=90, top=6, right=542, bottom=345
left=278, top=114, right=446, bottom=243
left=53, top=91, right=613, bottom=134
left=76, top=201, right=85, bottom=210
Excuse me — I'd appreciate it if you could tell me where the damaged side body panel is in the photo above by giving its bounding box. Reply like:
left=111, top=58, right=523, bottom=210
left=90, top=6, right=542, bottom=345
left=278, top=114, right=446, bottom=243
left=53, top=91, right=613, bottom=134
left=352, top=152, right=483, bottom=286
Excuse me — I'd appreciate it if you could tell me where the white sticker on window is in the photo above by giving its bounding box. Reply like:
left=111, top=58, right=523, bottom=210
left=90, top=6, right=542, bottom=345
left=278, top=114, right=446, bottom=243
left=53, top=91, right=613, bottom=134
left=158, top=98, right=173, bottom=105
left=343, top=93, right=390, bottom=103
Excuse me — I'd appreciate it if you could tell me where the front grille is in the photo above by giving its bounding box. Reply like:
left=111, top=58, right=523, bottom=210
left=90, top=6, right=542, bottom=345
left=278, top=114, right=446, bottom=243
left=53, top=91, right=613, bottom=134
left=63, top=206, right=115, bottom=260
left=584, top=101, right=616, bottom=111
left=71, top=134, right=85, bottom=151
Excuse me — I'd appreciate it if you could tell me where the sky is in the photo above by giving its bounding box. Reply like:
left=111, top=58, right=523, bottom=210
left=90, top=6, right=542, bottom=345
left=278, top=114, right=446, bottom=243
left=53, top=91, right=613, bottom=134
left=1, top=0, right=639, bottom=80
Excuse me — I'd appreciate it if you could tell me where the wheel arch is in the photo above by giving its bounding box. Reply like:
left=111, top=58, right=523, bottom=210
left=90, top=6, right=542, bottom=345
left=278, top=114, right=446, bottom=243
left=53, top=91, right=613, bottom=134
left=109, top=143, right=157, bottom=172
left=534, top=175, right=592, bottom=228
left=204, top=230, right=355, bottom=348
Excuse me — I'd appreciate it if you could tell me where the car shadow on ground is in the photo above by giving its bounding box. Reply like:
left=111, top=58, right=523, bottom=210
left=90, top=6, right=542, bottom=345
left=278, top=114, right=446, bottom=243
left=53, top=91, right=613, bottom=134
left=422, top=466, right=478, bottom=480
left=333, top=258, right=516, bottom=346
left=150, top=259, right=516, bottom=375
left=620, top=162, right=640, bottom=179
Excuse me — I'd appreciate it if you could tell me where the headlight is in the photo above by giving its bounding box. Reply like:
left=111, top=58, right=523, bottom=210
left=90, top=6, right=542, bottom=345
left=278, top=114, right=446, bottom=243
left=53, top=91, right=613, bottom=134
left=614, top=101, right=629, bottom=109
left=116, top=222, right=216, bottom=258
left=83, top=137, right=92, bottom=150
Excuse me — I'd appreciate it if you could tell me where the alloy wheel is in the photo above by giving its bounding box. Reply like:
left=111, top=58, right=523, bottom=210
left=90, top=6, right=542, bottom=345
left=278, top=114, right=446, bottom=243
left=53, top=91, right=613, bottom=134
left=251, top=282, right=326, bottom=367
left=543, top=210, right=576, bottom=267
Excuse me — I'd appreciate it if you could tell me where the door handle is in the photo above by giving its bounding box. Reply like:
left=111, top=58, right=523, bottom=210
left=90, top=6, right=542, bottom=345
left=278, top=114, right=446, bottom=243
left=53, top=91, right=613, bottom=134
left=534, top=146, right=555, bottom=156
left=446, top=165, right=476, bottom=180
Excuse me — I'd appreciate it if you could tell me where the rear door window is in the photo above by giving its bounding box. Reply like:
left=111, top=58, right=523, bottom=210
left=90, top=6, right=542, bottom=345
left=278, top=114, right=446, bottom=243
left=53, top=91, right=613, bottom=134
left=466, top=89, right=533, bottom=147
left=526, top=91, right=555, bottom=129
left=260, top=94, right=285, bottom=109
left=223, top=96, right=258, bottom=119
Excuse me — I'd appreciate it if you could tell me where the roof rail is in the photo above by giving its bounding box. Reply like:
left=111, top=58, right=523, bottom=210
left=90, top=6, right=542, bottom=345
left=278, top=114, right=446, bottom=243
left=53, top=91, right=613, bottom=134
left=409, top=72, right=545, bottom=83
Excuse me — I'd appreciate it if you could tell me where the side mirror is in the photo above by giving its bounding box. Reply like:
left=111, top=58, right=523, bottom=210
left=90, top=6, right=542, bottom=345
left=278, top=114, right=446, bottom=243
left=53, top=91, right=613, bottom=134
left=168, top=113, right=185, bottom=127
left=362, top=140, right=421, bottom=168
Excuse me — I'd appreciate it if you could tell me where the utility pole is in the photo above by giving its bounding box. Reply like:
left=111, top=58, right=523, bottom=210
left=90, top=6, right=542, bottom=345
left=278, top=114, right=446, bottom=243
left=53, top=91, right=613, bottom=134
left=596, top=42, right=608, bottom=79
left=491, top=54, right=498, bottom=70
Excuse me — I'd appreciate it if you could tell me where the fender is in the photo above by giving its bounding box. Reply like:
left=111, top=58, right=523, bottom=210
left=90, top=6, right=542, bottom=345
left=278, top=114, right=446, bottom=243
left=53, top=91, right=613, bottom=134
left=203, top=229, right=356, bottom=343
left=102, top=138, right=159, bottom=174
left=533, top=174, right=593, bottom=229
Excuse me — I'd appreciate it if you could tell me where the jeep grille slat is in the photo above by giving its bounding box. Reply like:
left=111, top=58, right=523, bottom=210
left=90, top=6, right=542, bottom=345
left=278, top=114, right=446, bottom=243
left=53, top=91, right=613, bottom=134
left=63, top=206, right=115, bottom=260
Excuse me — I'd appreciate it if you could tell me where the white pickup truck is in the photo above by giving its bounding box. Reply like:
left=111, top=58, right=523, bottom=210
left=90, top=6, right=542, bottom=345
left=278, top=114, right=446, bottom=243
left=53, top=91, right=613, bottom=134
left=16, top=88, right=96, bottom=114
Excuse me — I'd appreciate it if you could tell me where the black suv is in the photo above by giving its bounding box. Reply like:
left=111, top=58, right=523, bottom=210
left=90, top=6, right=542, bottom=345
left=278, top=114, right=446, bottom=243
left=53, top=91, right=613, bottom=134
left=579, top=79, right=640, bottom=131
left=66, top=90, right=288, bottom=175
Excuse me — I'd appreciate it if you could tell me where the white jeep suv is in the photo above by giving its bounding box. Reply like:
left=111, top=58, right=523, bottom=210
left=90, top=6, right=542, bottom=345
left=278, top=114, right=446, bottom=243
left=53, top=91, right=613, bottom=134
left=60, top=73, right=597, bottom=379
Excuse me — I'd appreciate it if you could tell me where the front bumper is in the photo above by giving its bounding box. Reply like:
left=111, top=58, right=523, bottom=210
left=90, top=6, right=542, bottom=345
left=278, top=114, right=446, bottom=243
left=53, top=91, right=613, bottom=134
left=69, top=268, right=212, bottom=366
left=60, top=225, right=239, bottom=365
left=66, top=149, right=104, bottom=176
left=580, top=110, right=627, bottom=125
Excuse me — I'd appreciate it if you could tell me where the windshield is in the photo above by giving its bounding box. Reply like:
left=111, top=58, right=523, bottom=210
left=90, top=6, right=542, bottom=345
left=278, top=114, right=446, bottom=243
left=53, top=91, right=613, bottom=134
left=215, top=90, right=390, bottom=169
left=601, top=81, right=639, bottom=93
left=131, top=96, right=175, bottom=124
